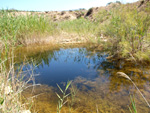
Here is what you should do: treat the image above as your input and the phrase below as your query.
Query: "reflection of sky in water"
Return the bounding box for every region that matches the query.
[19,47,150,113]
[33,48,110,87]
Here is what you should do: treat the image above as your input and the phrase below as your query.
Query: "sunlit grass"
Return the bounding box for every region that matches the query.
[0,10,59,46]
[58,18,98,37]
[0,10,99,46]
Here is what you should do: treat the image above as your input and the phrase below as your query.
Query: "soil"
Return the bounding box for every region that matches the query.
[22,31,89,46]
[11,9,86,21]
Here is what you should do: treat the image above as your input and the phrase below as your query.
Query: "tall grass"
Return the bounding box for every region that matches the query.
[58,18,98,37]
[0,24,37,112]
[0,10,99,46]
[0,9,48,112]
[0,10,59,46]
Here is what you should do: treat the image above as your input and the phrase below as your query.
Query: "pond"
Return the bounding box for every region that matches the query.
[15,44,150,113]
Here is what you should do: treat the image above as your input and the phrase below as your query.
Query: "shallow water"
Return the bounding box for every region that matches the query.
[15,45,150,113]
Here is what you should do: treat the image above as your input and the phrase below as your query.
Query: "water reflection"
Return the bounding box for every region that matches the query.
[15,45,150,113]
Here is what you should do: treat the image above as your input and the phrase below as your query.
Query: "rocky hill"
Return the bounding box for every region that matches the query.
[8,0,150,21]
[9,9,86,21]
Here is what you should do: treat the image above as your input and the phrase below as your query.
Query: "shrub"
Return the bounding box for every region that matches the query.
[102,6,150,61]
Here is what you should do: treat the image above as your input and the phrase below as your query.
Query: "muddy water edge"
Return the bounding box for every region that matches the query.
[13,43,150,113]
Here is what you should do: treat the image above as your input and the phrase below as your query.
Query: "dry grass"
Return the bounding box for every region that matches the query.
[117,72,150,108]
[0,48,37,112]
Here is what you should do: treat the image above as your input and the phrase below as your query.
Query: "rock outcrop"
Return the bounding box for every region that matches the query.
[11,9,86,21]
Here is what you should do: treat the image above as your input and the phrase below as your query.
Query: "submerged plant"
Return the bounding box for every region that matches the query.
[68,84,78,112]
[56,80,72,113]
[116,72,150,108]
[128,95,137,113]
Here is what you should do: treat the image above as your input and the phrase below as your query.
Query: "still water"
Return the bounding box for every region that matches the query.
[15,45,150,113]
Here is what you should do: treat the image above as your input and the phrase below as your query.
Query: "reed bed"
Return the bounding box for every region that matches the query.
[0,10,59,46]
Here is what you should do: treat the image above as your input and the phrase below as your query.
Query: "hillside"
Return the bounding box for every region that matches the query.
[6,0,150,21]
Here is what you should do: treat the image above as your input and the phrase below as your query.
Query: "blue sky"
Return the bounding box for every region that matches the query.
[0,0,139,11]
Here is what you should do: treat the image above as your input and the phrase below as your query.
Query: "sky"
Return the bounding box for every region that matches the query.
[0,0,139,11]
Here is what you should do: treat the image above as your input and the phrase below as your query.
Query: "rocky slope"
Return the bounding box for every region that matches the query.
[8,0,150,21]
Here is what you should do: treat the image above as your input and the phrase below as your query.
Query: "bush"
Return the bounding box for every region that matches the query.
[103,6,150,61]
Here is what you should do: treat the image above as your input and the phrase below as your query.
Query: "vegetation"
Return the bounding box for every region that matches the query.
[95,3,150,62]
[0,10,96,112]
[129,95,137,113]
[56,81,72,113]
[0,1,150,112]
[117,72,150,108]
[0,10,98,46]
[58,18,97,37]
[56,80,78,113]
[0,51,35,112]
[1,2,150,62]
[0,10,59,46]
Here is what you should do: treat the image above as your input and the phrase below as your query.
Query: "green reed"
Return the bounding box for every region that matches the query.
[56,80,72,113]
[128,95,137,113]
[0,10,59,46]
[58,18,98,37]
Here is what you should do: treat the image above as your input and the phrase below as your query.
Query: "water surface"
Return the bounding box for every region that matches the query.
[15,45,150,113]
